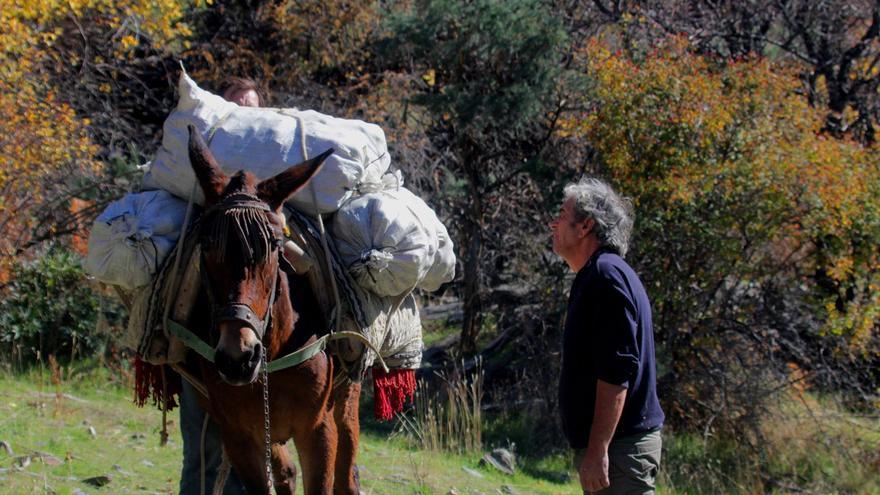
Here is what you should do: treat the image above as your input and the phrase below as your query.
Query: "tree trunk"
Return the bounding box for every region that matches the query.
[459,157,485,356]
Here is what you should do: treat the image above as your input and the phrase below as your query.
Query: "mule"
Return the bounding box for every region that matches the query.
[184,125,361,495]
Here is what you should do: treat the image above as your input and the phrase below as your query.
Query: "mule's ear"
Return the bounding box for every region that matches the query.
[187,125,229,205]
[257,149,332,211]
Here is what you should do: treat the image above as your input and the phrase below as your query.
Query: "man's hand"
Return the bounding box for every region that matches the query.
[580,379,627,493]
[578,447,610,493]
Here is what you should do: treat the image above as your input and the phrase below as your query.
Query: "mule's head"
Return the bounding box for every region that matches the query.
[187,125,330,385]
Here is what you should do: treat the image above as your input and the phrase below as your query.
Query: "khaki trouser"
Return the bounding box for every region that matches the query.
[574,428,662,495]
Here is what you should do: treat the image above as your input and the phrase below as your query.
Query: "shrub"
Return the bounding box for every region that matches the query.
[563,36,880,431]
[0,248,121,368]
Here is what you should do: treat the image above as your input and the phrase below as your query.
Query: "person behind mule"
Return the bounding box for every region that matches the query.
[178,76,265,495]
[549,177,665,494]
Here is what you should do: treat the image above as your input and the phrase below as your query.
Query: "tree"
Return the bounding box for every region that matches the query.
[0,0,201,275]
[379,0,570,355]
[565,36,880,429]
[617,1,880,143]
[774,0,880,142]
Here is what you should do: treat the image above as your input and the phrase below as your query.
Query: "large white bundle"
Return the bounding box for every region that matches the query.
[144,71,390,214]
[393,188,456,291]
[331,186,455,296]
[338,291,423,371]
[84,190,187,289]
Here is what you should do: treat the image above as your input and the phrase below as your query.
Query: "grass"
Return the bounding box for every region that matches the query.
[0,363,583,495]
[2,361,877,495]
[660,391,880,495]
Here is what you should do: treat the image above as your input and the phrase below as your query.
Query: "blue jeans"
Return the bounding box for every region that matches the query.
[179,380,248,495]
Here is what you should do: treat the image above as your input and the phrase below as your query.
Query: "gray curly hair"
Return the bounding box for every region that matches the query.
[563,177,635,257]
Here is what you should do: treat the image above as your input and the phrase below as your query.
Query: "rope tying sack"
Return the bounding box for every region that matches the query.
[354,168,402,195]
[350,249,395,280]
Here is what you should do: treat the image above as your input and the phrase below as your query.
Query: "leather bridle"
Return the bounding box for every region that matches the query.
[199,193,296,343]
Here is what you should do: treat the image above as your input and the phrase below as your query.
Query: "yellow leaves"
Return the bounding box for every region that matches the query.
[827,256,855,282]
[0,0,116,264]
[265,0,380,72]
[570,36,880,351]
[2,0,193,59]
[119,34,138,51]
[422,69,436,87]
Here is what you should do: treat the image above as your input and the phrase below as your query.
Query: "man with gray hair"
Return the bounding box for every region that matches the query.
[550,177,664,494]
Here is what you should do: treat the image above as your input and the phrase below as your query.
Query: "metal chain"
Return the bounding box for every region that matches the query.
[261,349,274,493]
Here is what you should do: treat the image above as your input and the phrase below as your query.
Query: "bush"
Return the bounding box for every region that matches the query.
[661,392,880,494]
[0,248,122,368]
[563,36,880,430]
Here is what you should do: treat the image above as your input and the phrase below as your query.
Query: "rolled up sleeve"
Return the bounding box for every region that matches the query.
[590,277,640,388]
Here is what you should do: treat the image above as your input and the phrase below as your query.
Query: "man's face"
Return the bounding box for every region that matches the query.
[550,198,591,259]
[227,88,260,107]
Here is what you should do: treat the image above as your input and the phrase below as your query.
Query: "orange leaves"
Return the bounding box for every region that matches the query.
[68,198,92,256]
[0,80,99,259]
[565,36,880,350]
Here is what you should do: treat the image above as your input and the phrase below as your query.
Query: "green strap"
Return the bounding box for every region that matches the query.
[266,335,329,373]
[166,318,216,363]
[165,322,386,374]
[166,318,330,372]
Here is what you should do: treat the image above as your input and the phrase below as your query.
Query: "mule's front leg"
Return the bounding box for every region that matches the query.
[271,442,298,495]
[292,413,338,495]
[222,432,273,495]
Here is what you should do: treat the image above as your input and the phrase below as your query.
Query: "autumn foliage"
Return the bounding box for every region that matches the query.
[562,36,880,426]
[0,0,205,279]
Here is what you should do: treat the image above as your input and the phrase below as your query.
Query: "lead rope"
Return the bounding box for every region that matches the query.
[261,348,274,492]
[160,366,169,446]
[159,182,199,447]
[258,260,279,494]
[296,115,344,335]
[295,116,353,381]
[200,413,210,495]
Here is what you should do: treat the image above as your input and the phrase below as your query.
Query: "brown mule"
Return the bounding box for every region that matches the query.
[184,125,361,495]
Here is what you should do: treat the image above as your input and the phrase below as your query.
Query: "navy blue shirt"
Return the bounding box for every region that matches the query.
[559,248,664,449]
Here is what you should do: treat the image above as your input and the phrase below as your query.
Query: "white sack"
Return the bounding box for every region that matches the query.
[331,186,455,296]
[338,291,423,370]
[332,188,439,297]
[392,188,455,291]
[145,71,390,214]
[84,190,187,289]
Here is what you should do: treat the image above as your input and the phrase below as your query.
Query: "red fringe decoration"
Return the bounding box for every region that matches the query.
[134,357,180,411]
[372,368,416,421]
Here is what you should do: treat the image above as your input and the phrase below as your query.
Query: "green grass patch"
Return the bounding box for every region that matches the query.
[0,364,582,494]
[3,363,875,494]
[660,392,880,495]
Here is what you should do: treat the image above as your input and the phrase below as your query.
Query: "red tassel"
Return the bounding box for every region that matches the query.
[372,368,416,421]
[133,357,180,411]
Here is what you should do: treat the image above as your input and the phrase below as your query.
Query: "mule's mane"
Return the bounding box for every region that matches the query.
[201,191,277,266]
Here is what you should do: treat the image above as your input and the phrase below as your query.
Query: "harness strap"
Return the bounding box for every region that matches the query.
[167,319,216,363]
[167,316,388,374]
[265,335,328,373]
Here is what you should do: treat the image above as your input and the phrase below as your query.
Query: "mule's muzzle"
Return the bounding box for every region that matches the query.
[215,340,263,386]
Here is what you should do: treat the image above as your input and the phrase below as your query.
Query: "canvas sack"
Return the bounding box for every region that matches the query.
[143,71,390,214]
[84,190,187,290]
[331,186,455,297]
[393,187,455,292]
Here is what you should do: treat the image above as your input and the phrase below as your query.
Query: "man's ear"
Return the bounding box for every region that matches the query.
[581,218,596,238]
